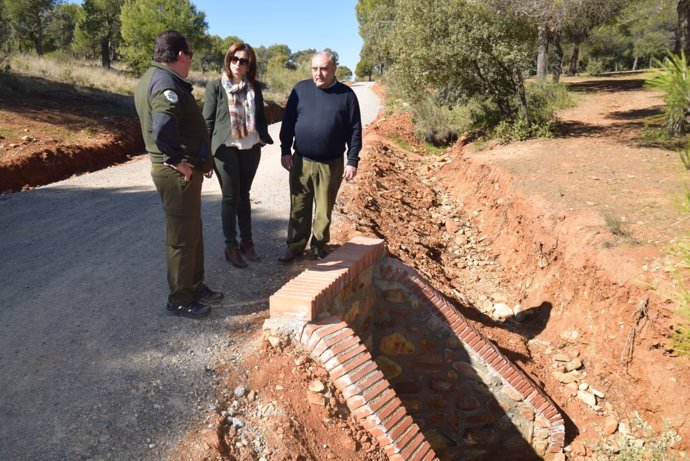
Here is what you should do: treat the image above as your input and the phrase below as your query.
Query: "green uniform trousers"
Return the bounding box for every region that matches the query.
[151,163,207,305]
[286,155,344,253]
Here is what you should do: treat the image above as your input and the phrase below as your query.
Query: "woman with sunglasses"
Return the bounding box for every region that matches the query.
[203,43,274,268]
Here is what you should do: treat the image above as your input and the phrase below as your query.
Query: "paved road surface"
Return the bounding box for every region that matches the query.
[0,82,380,460]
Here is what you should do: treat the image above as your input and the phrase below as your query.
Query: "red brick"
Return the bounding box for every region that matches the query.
[529,395,548,410]
[550,417,565,427]
[322,342,368,369]
[367,399,404,427]
[324,347,371,374]
[395,425,420,455]
[351,389,396,419]
[501,368,518,382]
[347,378,391,410]
[543,407,559,420]
[419,444,436,461]
[398,431,426,460]
[348,379,389,406]
[330,352,371,379]
[306,322,345,350]
[341,370,382,400]
[311,329,354,357]
[385,415,414,445]
[333,361,377,390]
[515,380,534,396]
[319,337,362,363]
[536,401,553,415]
[482,349,500,365]
[465,335,483,349]
[457,328,479,343]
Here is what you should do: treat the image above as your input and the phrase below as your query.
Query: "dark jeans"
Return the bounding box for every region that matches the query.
[213,143,262,247]
[150,163,207,305]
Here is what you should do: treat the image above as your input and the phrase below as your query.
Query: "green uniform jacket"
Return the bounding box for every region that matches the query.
[134,62,212,172]
[202,79,274,155]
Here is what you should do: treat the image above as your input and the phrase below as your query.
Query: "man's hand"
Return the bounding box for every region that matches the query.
[343,165,357,181]
[281,155,293,171]
[165,160,194,182]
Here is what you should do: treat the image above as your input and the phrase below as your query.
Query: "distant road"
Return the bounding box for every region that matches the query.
[0,81,381,460]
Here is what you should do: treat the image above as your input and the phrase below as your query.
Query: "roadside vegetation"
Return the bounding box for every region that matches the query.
[0,0,354,104]
[356,0,677,144]
[646,53,690,355]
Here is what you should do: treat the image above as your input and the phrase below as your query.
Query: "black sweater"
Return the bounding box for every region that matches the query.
[279,79,362,166]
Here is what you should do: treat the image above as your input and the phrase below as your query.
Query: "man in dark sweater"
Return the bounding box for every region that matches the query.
[278,51,363,263]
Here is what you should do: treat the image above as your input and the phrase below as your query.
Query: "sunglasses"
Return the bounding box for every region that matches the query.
[231,56,249,66]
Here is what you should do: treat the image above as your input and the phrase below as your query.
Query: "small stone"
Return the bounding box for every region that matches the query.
[603,416,618,436]
[307,392,325,406]
[552,353,570,362]
[577,390,597,407]
[267,336,282,348]
[308,380,326,393]
[561,329,579,342]
[234,385,247,398]
[590,387,605,398]
[231,417,244,428]
[565,358,583,372]
[564,382,579,396]
[552,371,576,384]
[492,303,514,320]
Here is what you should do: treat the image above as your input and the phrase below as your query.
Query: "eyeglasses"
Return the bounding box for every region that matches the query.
[231,56,249,66]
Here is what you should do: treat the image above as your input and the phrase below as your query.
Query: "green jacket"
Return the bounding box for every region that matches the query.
[202,78,274,156]
[134,62,212,172]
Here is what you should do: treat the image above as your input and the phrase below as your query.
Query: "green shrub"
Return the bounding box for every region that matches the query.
[411,97,457,147]
[646,52,690,136]
[586,57,606,75]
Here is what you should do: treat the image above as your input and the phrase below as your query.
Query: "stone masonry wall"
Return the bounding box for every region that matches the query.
[267,236,565,460]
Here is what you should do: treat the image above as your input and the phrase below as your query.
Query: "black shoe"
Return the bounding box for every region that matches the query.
[194,287,224,306]
[166,301,211,319]
[277,249,303,264]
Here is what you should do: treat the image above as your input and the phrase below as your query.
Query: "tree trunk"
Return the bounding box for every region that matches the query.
[567,43,580,76]
[34,36,43,56]
[550,30,563,83]
[536,24,548,80]
[100,38,111,69]
[632,56,638,71]
[676,0,690,56]
[513,71,529,126]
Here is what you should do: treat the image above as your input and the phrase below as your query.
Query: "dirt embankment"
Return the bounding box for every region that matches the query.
[333,77,690,459]
[0,96,284,193]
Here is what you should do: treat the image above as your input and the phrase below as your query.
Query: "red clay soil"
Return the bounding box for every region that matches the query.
[4,75,690,460]
[333,75,690,459]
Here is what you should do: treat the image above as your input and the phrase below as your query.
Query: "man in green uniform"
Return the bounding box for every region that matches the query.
[134,30,223,319]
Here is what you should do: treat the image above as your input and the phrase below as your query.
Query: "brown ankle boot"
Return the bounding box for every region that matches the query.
[224,246,248,268]
[240,240,259,262]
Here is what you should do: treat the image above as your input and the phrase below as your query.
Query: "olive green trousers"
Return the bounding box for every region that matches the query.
[151,164,207,305]
[286,155,344,253]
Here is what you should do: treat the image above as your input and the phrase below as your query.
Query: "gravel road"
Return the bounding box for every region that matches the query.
[0,82,380,460]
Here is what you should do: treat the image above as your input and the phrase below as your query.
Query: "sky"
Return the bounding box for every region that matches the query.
[192,0,363,71]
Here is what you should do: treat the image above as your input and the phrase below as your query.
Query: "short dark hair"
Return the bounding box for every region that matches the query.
[153,30,189,63]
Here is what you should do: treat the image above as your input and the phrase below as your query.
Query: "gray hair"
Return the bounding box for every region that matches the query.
[313,50,337,67]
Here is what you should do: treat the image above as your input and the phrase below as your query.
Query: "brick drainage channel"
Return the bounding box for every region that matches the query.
[264,236,565,461]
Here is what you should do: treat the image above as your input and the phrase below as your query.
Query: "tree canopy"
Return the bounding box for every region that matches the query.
[119,0,208,75]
